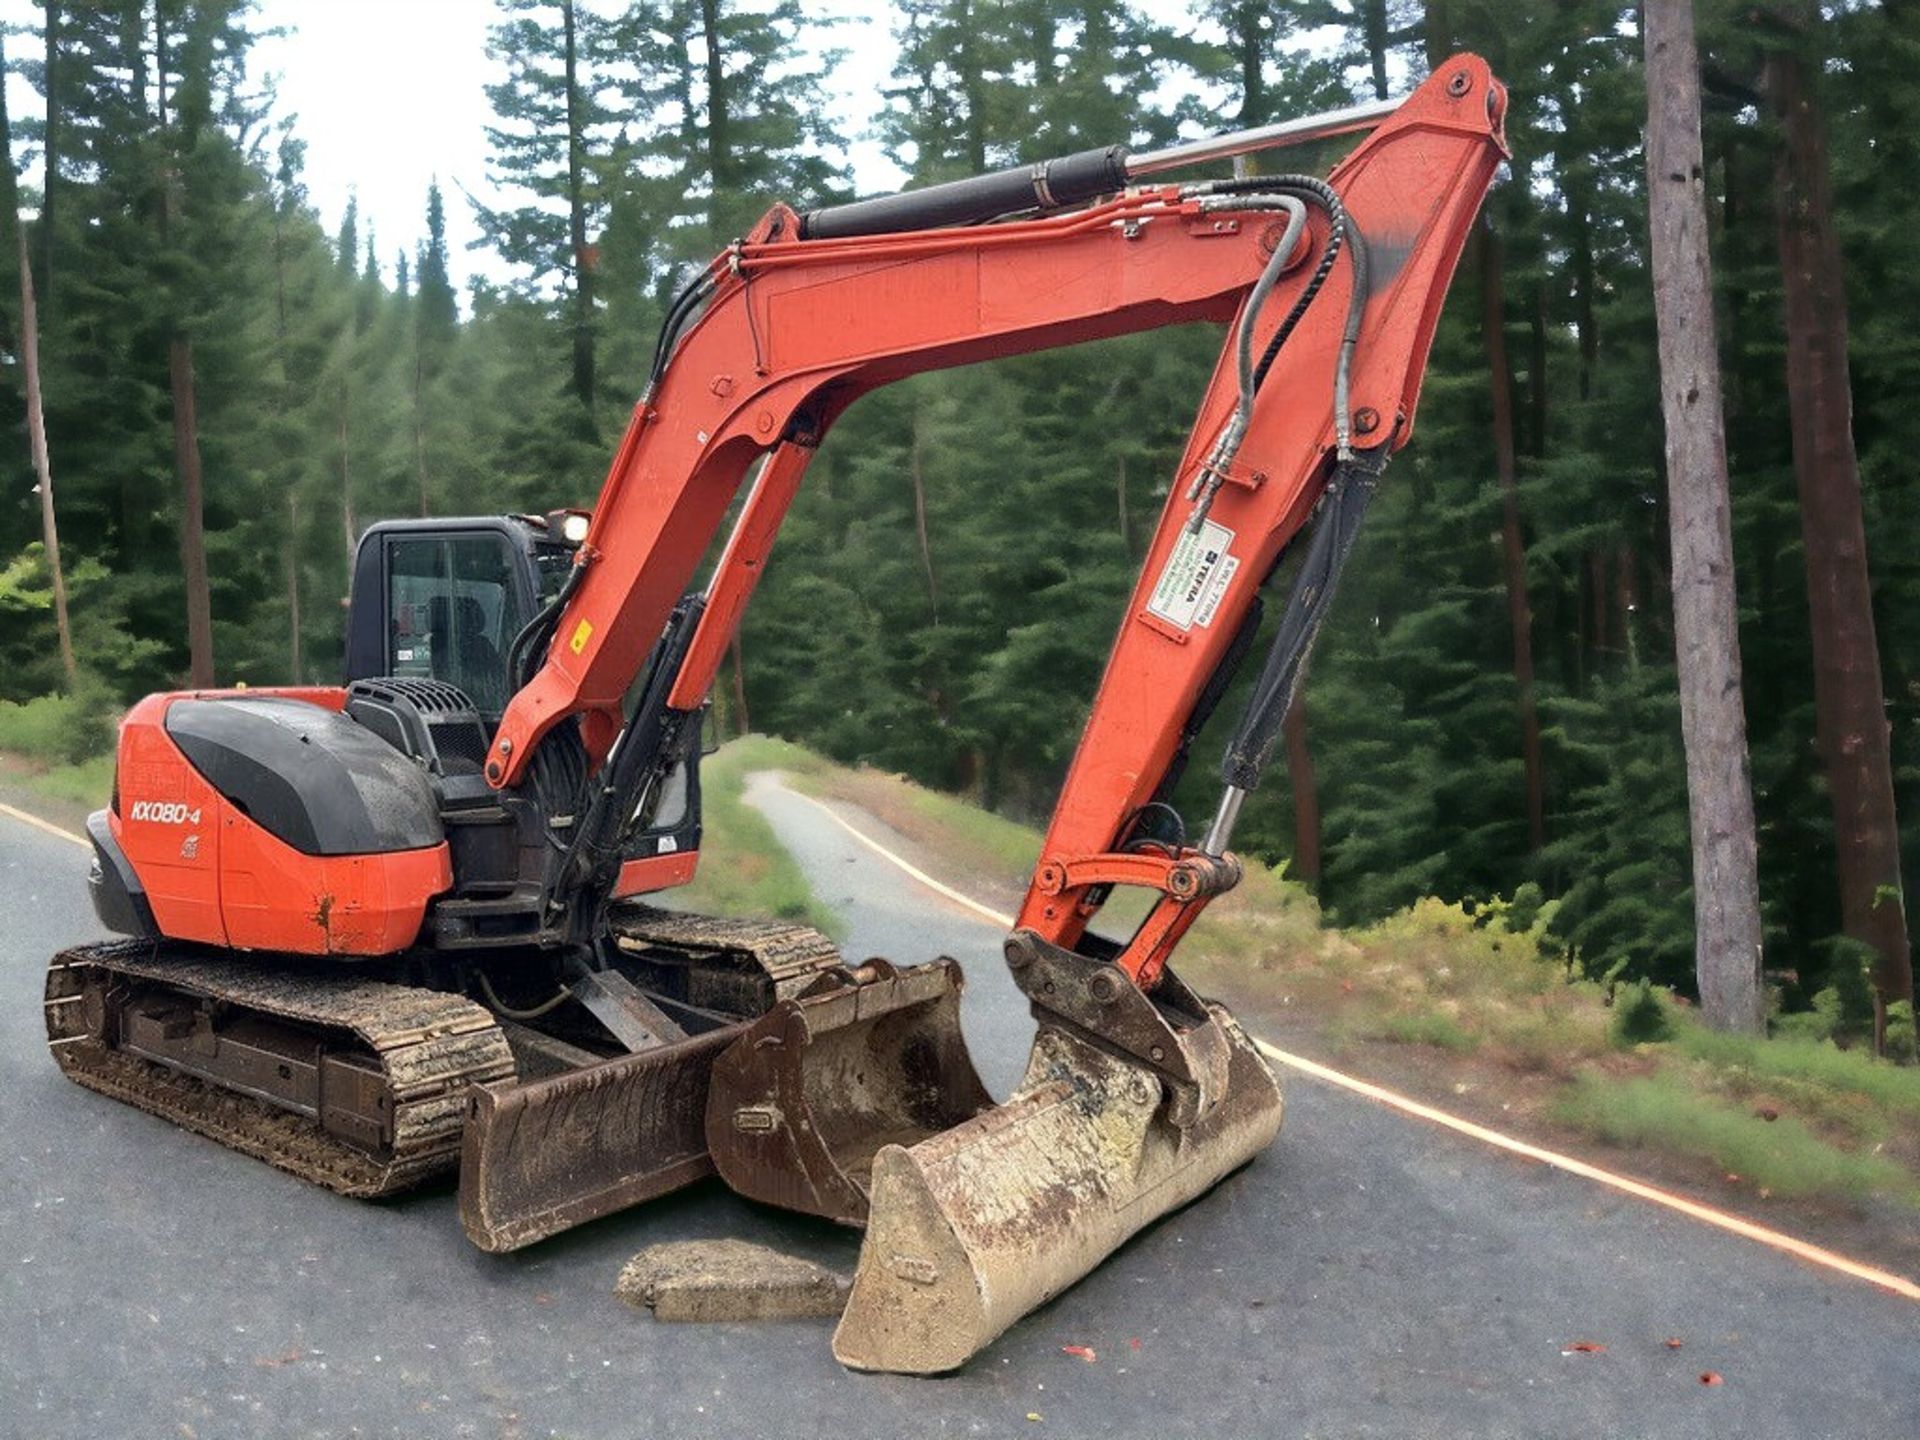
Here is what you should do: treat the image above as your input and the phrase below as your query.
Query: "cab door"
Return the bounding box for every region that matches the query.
[380,531,524,718]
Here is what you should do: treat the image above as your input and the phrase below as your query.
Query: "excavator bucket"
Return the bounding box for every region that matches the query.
[459,1026,739,1253]
[706,958,994,1225]
[831,947,1283,1374]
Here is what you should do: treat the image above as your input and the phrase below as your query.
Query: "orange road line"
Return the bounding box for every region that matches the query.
[781,779,1920,1307]
[0,800,91,850]
[1253,1039,1920,1304]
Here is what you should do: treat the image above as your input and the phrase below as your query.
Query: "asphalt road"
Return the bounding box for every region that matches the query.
[2,786,1913,1440]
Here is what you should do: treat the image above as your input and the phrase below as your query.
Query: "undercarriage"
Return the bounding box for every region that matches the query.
[44,904,845,1212]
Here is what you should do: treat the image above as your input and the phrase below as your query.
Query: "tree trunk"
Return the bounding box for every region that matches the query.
[957,0,988,173]
[169,337,215,688]
[1560,49,1599,404]
[339,389,357,556]
[287,491,302,682]
[561,0,595,413]
[1480,221,1548,854]
[1360,0,1392,100]
[1421,1,1543,850]
[19,227,76,689]
[1230,3,1266,126]
[414,348,429,515]
[908,414,940,624]
[1284,695,1321,885]
[1613,542,1639,665]
[700,0,733,219]
[40,2,56,322]
[0,27,74,688]
[1768,25,1915,1045]
[1528,281,1549,459]
[729,634,750,736]
[1642,0,1766,1033]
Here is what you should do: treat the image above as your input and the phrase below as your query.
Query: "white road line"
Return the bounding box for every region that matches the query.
[0,800,91,850]
[781,778,1920,1306]
[790,788,1017,928]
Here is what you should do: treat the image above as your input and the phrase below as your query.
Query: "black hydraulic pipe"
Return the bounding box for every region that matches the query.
[799,146,1130,240]
[1219,448,1387,794]
[551,596,706,929]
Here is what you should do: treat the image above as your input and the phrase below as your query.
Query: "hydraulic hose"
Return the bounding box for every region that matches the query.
[1183,195,1307,532]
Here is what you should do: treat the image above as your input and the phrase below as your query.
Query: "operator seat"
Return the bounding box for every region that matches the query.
[427,595,506,713]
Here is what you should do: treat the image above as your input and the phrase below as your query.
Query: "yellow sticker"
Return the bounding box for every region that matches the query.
[568,619,594,655]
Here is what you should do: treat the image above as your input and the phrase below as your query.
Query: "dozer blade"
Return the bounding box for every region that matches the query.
[460,907,849,1252]
[459,1026,739,1253]
[706,958,994,1225]
[830,1002,1283,1374]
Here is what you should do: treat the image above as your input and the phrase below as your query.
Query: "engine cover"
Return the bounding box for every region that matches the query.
[101,689,453,956]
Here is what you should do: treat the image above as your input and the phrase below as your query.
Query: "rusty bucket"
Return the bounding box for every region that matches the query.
[829,992,1283,1374]
[705,958,994,1225]
[459,1025,740,1252]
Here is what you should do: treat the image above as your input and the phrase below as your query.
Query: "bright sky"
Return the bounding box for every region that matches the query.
[251,0,924,291]
[0,0,1291,295]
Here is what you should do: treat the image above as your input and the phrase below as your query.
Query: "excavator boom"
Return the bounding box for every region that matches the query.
[498,56,1505,997]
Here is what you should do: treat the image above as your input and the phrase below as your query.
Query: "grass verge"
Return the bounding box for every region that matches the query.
[671,735,840,939]
[1554,1071,1915,1203]
[0,751,112,834]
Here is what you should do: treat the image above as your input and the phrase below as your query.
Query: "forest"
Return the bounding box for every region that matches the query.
[0,0,1914,1053]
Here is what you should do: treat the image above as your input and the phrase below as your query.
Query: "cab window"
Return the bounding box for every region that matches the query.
[387,533,519,714]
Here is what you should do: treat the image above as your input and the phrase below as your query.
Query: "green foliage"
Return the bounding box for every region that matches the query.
[1610,981,1677,1048]
[1674,1024,1920,1117]
[0,690,114,766]
[1772,985,1846,1045]
[1889,1002,1918,1063]
[24,754,117,810]
[1553,1072,1915,1205]
[1381,1008,1480,1053]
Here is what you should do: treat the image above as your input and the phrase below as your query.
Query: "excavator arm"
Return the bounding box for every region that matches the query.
[494,57,1507,998]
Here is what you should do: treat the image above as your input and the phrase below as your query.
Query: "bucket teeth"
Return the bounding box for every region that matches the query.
[831,1004,1283,1374]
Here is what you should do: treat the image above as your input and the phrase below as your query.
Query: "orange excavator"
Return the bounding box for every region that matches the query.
[46,61,1505,1373]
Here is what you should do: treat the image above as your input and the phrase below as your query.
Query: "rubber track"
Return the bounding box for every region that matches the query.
[606,903,842,999]
[45,939,516,1198]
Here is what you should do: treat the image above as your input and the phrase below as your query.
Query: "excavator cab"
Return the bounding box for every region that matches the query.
[342,514,702,895]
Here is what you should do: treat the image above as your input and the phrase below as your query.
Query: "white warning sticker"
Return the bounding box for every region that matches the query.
[1146,519,1239,632]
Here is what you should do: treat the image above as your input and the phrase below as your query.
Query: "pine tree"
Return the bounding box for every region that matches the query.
[416,180,458,346]
[476,0,621,418]
[608,0,848,262]
[337,194,358,275]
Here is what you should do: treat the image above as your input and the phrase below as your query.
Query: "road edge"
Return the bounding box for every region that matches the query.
[0,799,91,850]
